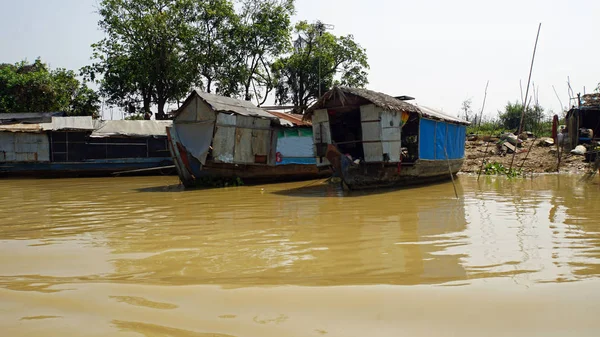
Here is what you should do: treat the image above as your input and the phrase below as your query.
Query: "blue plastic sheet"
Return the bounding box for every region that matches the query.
[435,122,447,160]
[446,124,458,159]
[420,119,466,160]
[419,119,436,160]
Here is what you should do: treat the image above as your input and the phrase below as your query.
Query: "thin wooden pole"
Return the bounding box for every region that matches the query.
[509,23,542,172]
[444,146,459,199]
[477,81,490,130]
[477,134,493,181]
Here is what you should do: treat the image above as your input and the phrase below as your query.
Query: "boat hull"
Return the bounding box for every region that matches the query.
[326,144,463,190]
[0,158,174,177]
[338,159,463,190]
[167,127,330,188]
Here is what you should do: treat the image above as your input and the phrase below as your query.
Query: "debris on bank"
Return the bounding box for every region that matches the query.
[462,132,598,174]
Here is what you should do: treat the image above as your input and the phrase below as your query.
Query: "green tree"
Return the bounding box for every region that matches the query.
[84,0,198,120]
[230,0,295,103]
[272,21,369,113]
[499,101,544,132]
[0,59,99,116]
[186,0,238,94]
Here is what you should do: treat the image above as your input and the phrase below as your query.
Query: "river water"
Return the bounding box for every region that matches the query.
[1,174,599,336]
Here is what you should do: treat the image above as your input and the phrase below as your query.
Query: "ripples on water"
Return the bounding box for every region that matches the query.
[2,175,600,337]
[1,174,599,288]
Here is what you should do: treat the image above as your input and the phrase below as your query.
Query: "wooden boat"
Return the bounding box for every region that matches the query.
[0,116,174,177]
[167,90,329,187]
[305,87,469,190]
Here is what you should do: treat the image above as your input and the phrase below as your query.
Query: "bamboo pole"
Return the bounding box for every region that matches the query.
[477,81,490,130]
[444,147,459,199]
[509,23,542,173]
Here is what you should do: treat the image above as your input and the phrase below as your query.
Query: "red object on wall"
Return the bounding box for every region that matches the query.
[276,152,282,163]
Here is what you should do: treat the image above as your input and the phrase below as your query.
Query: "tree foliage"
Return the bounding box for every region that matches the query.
[84,0,371,117]
[498,101,544,132]
[272,21,369,113]
[233,0,295,104]
[83,0,198,120]
[85,0,296,117]
[0,59,100,116]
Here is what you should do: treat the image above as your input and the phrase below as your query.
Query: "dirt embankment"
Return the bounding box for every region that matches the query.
[461,138,591,174]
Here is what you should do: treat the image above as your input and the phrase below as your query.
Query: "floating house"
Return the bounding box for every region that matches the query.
[167,90,329,187]
[0,116,173,176]
[304,87,469,190]
[268,111,317,166]
[565,93,600,148]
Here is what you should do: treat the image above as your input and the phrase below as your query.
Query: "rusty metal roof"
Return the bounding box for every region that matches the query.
[267,111,311,127]
[0,123,46,133]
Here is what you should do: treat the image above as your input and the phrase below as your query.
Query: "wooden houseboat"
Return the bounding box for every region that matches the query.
[0,116,173,176]
[167,90,329,187]
[305,87,469,190]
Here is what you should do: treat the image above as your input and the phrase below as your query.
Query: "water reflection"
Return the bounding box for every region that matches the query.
[0,175,599,290]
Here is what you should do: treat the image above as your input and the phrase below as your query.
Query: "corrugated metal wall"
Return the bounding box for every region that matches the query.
[0,132,50,162]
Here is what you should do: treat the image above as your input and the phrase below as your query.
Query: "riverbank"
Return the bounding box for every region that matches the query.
[462,138,591,174]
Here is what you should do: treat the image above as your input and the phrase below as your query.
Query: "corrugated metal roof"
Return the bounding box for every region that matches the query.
[416,105,470,125]
[42,117,95,131]
[267,111,311,127]
[0,123,46,133]
[0,112,66,124]
[176,90,278,120]
[91,120,172,138]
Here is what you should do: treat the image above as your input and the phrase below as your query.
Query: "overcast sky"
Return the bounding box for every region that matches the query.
[1,0,598,120]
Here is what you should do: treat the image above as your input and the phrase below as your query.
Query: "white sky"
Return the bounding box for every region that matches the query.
[1,0,598,120]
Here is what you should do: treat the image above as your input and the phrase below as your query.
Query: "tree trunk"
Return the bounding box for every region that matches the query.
[156,98,168,120]
[206,78,212,93]
[143,92,152,120]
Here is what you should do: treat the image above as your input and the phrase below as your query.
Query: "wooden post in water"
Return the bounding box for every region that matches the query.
[509,23,542,173]
[444,147,459,199]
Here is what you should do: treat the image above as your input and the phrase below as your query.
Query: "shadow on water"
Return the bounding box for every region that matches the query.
[135,184,186,193]
[272,178,459,198]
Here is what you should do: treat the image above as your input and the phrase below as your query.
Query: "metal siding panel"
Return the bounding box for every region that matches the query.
[212,114,236,163]
[363,143,384,162]
[419,119,436,160]
[380,111,401,162]
[312,109,330,124]
[252,129,270,156]
[234,116,255,164]
[174,123,214,165]
[360,104,383,162]
[177,96,199,122]
[252,118,271,157]
[360,104,381,141]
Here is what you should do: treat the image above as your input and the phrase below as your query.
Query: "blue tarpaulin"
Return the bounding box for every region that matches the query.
[419,119,436,160]
[435,122,447,160]
[419,119,465,160]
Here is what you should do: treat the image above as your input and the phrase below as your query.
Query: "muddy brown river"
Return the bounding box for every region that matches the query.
[1,174,599,336]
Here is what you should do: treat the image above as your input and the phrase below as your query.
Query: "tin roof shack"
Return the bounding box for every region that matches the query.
[1,116,173,176]
[566,93,600,149]
[168,91,281,187]
[88,120,172,163]
[305,87,469,190]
